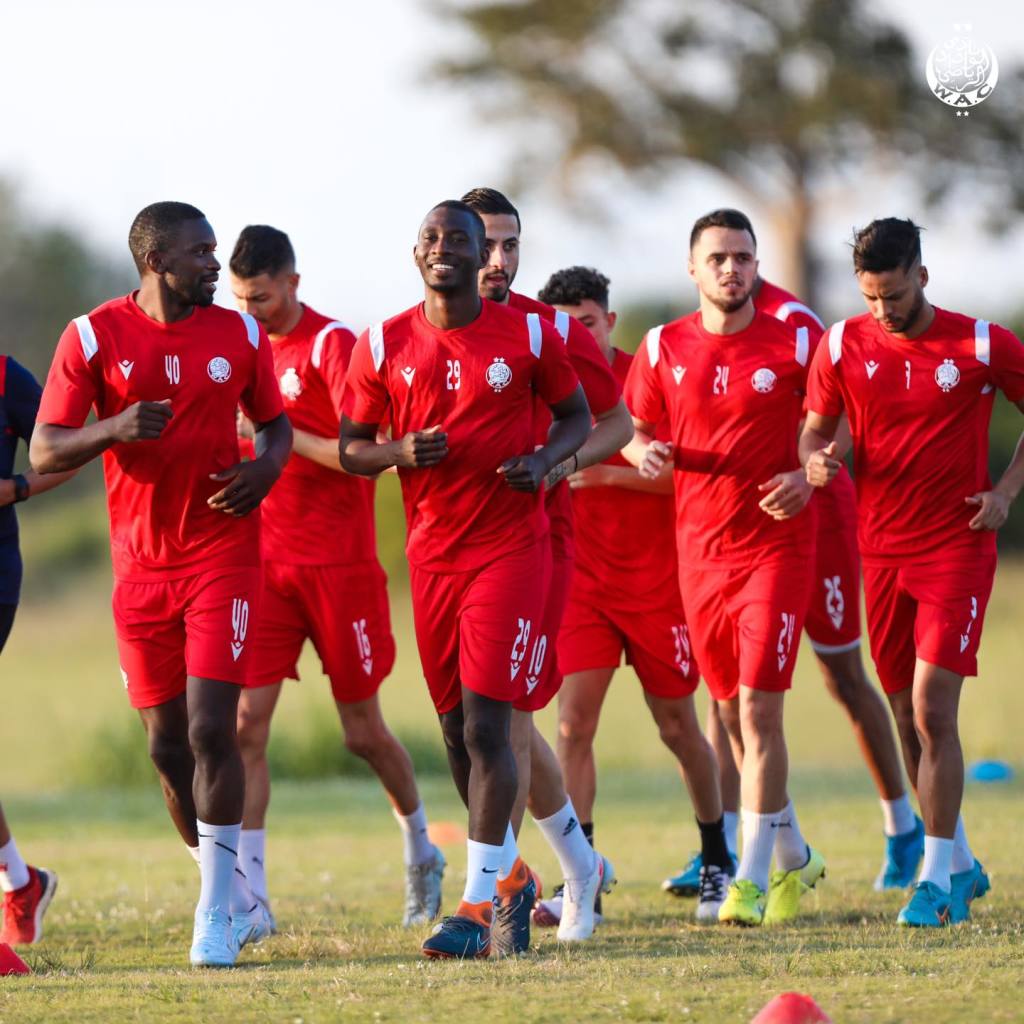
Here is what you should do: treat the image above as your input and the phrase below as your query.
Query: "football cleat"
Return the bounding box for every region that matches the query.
[695,864,734,923]
[557,853,615,942]
[949,859,990,924]
[897,881,951,927]
[190,907,240,968]
[662,852,703,898]
[231,900,274,950]
[492,862,537,955]
[718,878,766,926]
[403,845,446,927]
[421,911,491,959]
[763,846,826,925]
[0,867,58,946]
[874,817,925,891]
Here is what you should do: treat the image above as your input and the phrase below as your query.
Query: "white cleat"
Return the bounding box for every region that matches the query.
[695,864,734,923]
[403,844,446,927]
[557,853,616,942]
[231,900,275,950]
[190,907,239,968]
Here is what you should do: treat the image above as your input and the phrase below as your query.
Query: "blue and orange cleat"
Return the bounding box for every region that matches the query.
[874,817,925,891]
[422,901,492,959]
[492,858,538,955]
[949,859,990,924]
[897,881,951,927]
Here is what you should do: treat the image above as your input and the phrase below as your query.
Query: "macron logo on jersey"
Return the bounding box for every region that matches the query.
[118,360,134,380]
[400,366,416,387]
[865,360,879,379]
[672,365,686,385]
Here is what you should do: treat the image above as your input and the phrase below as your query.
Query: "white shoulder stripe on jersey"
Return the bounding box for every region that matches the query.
[646,324,664,368]
[975,319,990,366]
[527,312,543,358]
[828,320,846,364]
[774,300,825,330]
[74,314,98,362]
[553,309,570,344]
[238,311,260,349]
[312,320,352,369]
[795,326,809,367]
[368,322,385,371]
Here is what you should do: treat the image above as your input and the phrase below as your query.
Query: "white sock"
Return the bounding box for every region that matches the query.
[880,795,916,837]
[773,801,810,872]
[187,845,201,865]
[738,809,779,892]
[461,839,502,905]
[0,837,30,892]
[919,835,954,893]
[496,823,519,881]
[534,800,596,880]
[238,829,267,903]
[951,815,975,874]
[230,862,258,915]
[723,810,739,858]
[196,820,241,915]
[393,804,434,867]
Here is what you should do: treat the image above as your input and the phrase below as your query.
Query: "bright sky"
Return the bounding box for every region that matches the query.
[1,0,1021,331]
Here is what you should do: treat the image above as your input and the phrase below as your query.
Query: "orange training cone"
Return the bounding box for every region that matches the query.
[751,992,832,1024]
[0,943,31,976]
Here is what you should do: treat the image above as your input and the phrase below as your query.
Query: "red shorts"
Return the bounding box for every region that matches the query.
[513,543,573,712]
[804,469,862,653]
[410,541,551,714]
[247,560,395,703]
[557,576,699,699]
[113,566,261,709]
[679,558,812,702]
[862,550,996,694]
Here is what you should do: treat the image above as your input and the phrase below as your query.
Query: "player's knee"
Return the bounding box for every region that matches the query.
[236,707,271,756]
[147,729,191,779]
[558,707,599,748]
[343,723,387,762]
[912,704,958,747]
[739,698,784,747]
[187,712,236,761]
[462,715,508,759]
[822,667,861,711]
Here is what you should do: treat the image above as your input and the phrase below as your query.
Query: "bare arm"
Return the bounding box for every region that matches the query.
[340,417,448,476]
[292,427,343,472]
[207,411,293,518]
[568,461,673,494]
[965,398,1024,530]
[0,467,78,508]
[545,399,632,487]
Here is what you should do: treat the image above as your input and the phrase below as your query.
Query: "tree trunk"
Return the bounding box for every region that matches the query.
[765,185,816,311]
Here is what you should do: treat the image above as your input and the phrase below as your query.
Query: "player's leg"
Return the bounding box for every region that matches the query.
[707,700,741,853]
[556,668,615,828]
[508,708,533,836]
[138,695,198,845]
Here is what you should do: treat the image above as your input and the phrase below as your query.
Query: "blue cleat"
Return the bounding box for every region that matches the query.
[949,859,990,924]
[662,853,703,898]
[897,881,951,927]
[874,816,925,891]
[493,870,537,955]
[190,907,240,967]
[422,913,491,959]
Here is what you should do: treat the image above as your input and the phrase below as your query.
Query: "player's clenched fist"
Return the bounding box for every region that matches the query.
[393,425,448,469]
[109,399,173,442]
[805,441,841,488]
[638,439,673,481]
[498,452,548,492]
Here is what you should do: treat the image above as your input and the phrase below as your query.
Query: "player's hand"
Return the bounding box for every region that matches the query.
[966,490,1011,531]
[758,469,813,520]
[392,425,448,469]
[207,458,279,517]
[805,441,841,487]
[498,452,548,493]
[568,464,612,489]
[639,440,673,480]
[109,400,173,443]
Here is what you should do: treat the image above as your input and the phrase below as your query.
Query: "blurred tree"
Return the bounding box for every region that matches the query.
[0,180,131,381]
[433,0,1024,308]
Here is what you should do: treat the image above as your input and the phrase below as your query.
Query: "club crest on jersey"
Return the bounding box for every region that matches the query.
[207,356,232,384]
[751,367,777,393]
[935,358,960,392]
[486,357,512,392]
[280,367,302,399]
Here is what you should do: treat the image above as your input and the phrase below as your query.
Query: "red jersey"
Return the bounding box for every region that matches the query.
[37,294,284,581]
[625,310,814,568]
[260,305,376,566]
[343,299,580,573]
[806,307,1024,564]
[754,279,826,342]
[508,290,622,561]
[571,348,677,603]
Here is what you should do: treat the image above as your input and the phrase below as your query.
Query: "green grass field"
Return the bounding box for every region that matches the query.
[1,555,1023,1022]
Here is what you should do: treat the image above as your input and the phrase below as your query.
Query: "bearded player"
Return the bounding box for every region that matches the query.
[801,217,1024,926]
[31,202,292,967]
[340,200,590,958]
[229,224,444,929]
[529,266,732,925]
[626,209,824,926]
[461,188,630,947]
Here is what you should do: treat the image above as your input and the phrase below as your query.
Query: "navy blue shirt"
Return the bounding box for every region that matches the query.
[1,356,42,603]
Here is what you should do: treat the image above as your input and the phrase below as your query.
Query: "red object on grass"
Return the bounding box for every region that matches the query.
[0,942,30,975]
[751,992,832,1023]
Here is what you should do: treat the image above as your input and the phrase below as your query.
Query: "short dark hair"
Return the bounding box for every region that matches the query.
[538,266,611,310]
[460,187,521,231]
[689,208,757,250]
[128,201,206,273]
[852,218,923,274]
[230,225,296,279]
[425,200,487,246]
